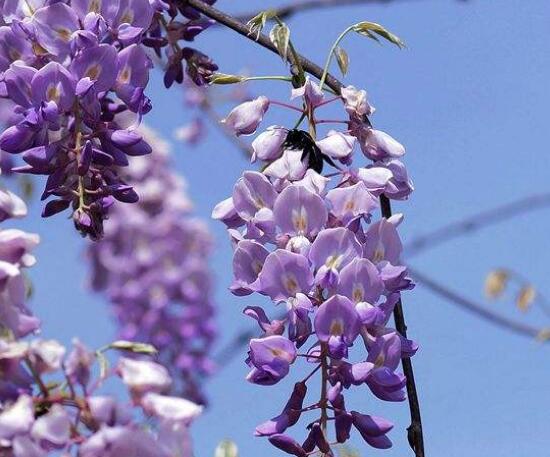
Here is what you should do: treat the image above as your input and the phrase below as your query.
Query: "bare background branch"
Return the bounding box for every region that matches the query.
[406,193,550,257]
[233,0,468,23]
[409,267,547,340]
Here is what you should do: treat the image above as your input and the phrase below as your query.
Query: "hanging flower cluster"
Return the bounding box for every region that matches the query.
[144,0,218,88]
[214,78,416,455]
[87,124,217,405]
[0,0,160,239]
[0,180,203,456]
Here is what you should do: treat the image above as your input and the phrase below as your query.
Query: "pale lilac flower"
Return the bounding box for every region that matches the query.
[314,295,361,357]
[222,96,270,136]
[273,184,328,237]
[360,129,405,161]
[357,166,394,196]
[0,395,34,439]
[316,130,356,161]
[263,149,307,181]
[291,77,324,108]
[251,250,313,301]
[309,227,362,287]
[231,240,269,295]
[338,258,384,305]
[251,125,287,162]
[326,182,377,225]
[31,405,71,449]
[174,118,205,145]
[117,357,172,396]
[141,393,203,423]
[0,189,27,222]
[27,340,66,374]
[341,85,374,118]
[247,335,297,385]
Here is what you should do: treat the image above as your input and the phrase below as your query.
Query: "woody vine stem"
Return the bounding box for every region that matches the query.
[183,0,425,455]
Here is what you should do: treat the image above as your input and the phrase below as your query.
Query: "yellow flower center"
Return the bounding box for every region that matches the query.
[85,64,101,81]
[329,319,344,336]
[89,0,101,13]
[372,244,385,263]
[118,66,132,85]
[120,9,134,24]
[284,274,299,295]
[352,284,364,303]
[292,207,307,233]
[46,84,61,104]
[56,28,72,42]
[325,254,342,270]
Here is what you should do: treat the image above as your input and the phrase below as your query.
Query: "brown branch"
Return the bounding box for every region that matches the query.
[185,1,424,454]
[186,0,343,95]
[409,266,547,341]
[406,193,550,258]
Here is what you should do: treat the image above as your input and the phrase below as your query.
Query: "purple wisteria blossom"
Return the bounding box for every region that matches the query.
[0,0,158,238]
[0,0,218,239]
[88,124,217,404]
[215,77,416,455]
[0,181,202,456]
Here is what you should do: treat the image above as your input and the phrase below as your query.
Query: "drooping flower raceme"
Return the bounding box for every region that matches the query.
[0,0,159,239]
[214,78,415,455]
[0,175,202,456]
[88,124,217,404]
[0,0,218,239]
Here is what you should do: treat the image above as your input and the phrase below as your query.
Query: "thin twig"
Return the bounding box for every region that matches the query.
[214,326,258,365]
[186,0,343,95]
[185,0,424,454]
[405,193,550,257]
[409,267,547,341]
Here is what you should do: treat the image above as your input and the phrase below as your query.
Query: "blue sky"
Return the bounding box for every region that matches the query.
[15,0,550,456]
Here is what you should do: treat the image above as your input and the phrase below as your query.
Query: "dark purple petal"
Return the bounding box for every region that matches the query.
[268,434,307,457]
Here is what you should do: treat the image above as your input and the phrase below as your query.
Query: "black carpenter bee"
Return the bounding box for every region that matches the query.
[282,129,337,174]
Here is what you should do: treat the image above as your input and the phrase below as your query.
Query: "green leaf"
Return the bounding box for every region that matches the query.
[334,46,349,76]
[96,351,109,380]
[214,440,239,457]
[246,10,277,39]
[108,340,158,355]
[353,21,405,49]
[269,23,290,61]
[209,73,246,85]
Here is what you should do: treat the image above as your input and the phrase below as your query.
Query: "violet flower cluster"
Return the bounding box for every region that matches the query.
[214,78,415,455]
[144,0,218,88]
[0,181,203,456]
[88,124,216,405]
[0,1,219,238]
[0,0,161,239]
